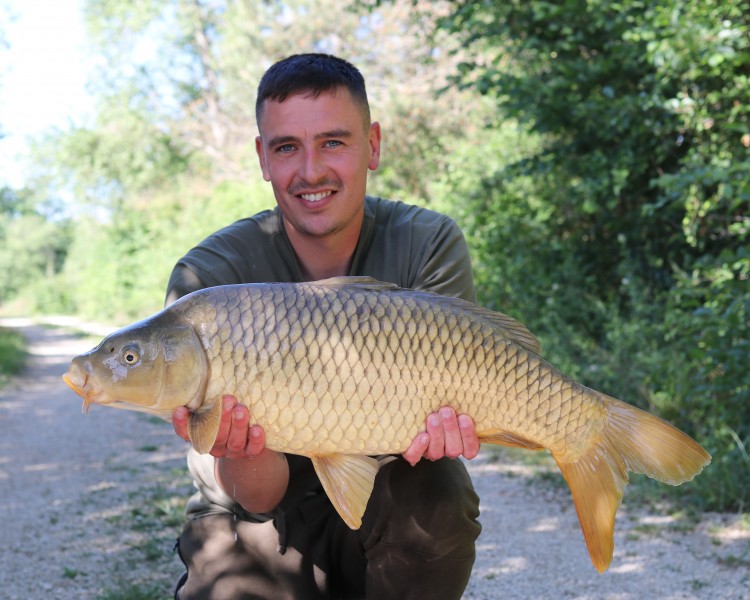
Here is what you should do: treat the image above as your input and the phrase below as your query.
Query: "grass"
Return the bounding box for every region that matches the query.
[90,460,193,600]
[0,326,27,386]
[97,583,168,600]
[63,567,83,579]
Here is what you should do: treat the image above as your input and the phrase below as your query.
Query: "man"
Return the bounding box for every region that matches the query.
[168,53,482,599]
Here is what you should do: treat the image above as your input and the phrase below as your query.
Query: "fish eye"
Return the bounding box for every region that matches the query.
[120,344,141,366]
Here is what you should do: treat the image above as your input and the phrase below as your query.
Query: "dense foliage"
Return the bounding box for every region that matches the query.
[1,0,747,510]
[438,0,749,510]
[0,327,27,387]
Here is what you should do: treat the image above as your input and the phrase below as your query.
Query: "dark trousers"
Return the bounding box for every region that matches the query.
[175,457,481,599]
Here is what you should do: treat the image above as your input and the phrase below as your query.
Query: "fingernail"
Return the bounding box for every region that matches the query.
[428,414,440,427]
[458,414,472,427]
[233,407,245,420]
[440,407,454,419]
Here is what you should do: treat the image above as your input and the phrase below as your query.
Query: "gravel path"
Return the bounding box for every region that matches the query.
[1,319,748,599]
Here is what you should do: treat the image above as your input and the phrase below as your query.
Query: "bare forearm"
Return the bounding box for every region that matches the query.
[172,395,290,512]
[215,450,289,513]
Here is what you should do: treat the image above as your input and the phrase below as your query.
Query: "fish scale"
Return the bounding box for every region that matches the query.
[63,276,710,573]
[189,283,595,458]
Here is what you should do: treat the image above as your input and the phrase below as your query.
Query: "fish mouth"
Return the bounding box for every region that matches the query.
[62,369,99,413]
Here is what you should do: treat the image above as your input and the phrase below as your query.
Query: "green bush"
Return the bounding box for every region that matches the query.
[0,327,27,386]
[440,0,749,512]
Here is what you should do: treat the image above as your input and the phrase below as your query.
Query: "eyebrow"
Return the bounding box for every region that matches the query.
[267,129,353,148]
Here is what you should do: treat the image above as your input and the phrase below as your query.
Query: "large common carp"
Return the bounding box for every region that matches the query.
[63,276,710,572]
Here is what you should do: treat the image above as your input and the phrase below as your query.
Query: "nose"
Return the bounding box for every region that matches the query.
[300,147,327,184]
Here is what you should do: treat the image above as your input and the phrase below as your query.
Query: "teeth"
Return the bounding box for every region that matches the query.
[301,191,331,202]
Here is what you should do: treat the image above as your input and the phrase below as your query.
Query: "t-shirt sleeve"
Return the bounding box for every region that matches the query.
[165,263,208,306]
[164,211,301,309]
[360,198,476,303]
[163,225,251,306]
[410,217,476,303]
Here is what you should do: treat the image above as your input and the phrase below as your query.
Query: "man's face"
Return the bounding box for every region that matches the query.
[255,88,381,240]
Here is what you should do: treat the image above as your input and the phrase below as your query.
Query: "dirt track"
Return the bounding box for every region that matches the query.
[0,319,748,599]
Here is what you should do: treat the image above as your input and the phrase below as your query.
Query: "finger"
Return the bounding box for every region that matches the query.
[211,396,237,454]
[225,404,250,458]
[458,413,481,460]
[245,424,266,457]
[172,406,190,442]
[440,407,464,459]
[402,432,430,466]
[425,411,445,461]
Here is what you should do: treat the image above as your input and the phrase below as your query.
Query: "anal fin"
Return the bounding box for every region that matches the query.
[311,454,380,529]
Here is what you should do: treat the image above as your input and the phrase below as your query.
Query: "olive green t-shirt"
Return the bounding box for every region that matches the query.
[166,195,476,520]
[166,195,475,305]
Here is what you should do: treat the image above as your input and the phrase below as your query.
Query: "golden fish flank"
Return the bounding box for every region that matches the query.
[63,276,711,573]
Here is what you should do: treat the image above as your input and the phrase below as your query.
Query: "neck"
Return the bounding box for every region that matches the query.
[283,220,360,281]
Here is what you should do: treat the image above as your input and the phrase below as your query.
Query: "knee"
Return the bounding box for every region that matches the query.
[386,458,479,515]
[363,458,481,555]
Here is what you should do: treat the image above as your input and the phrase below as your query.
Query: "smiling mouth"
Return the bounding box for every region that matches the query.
[299,191,334,202]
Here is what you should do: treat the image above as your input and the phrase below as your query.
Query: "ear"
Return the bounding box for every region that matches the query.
[368,122,381,171]
[256,136,271,181]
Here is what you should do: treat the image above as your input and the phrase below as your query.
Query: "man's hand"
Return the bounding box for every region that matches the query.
[402,407,480,466]
[172,395,266,459]
[174,399,479,468]
[173,395,289,513]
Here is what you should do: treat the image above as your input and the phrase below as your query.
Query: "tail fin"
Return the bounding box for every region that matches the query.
[553,395,711,573]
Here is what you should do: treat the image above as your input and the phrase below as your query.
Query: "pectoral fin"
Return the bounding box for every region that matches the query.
[310,454,380,529]
[188,400,223,454]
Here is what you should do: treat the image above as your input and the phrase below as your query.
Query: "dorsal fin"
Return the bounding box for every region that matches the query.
[312,276,399,292]
[415,291,543,355]
[310,276,542,355]
[457,302,542,355]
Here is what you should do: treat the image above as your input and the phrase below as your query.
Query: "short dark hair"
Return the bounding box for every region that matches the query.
[255,53,371,125]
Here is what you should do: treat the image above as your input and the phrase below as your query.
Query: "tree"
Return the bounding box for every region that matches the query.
[0,188,70,305]
[27,0,496,320]
[439,0,749,510]
[78,0,490,200]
